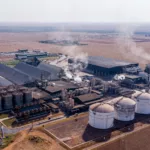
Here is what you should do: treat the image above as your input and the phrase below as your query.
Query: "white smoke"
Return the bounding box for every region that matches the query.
[116,24,150,64]
[74,75,82,83]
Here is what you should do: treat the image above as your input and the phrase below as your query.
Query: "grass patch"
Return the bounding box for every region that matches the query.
[0,113,9,119]
[39,56,58,61]
[2,118,16,127]
[0,60,19,67]
[0,134,16,149]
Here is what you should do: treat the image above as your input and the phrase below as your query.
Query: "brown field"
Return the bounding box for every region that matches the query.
[0,32,150,67]
[4,129,65,150]
[44,113,150,149]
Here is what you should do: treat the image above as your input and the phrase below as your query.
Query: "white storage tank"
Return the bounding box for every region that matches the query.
[114,97,136,121]
[89,103,115,129]
[132,91,150,114]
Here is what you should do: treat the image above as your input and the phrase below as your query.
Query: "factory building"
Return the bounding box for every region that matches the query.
[132,91,150,114]
[75,93,103,106]
[0,76,13,86]
[15,62,51,81]
[86,56,139,76]
[89,103,115,129]
[114,97,136,121]
[0,63,34,85]
[43,80,78,98]
[37,62,63,80]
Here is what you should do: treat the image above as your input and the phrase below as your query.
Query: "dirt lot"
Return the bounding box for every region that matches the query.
[0,32,150,67]
[4,129,65,150]
[44,113,150,148]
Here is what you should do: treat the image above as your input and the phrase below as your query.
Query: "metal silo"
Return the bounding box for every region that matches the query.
[132,91,150,114]
[89,103,115,129]
[2,94,13,109]
[23,90,32,104]
[13,92,23,106]
[114,97,136,121]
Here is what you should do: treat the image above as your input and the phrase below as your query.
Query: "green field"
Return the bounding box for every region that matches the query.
[0,60,20,67]
[2,118,16,127]
[0,134,16,149]
[0,114,9,119]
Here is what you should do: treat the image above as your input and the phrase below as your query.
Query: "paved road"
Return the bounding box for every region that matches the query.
[1,115,66,135]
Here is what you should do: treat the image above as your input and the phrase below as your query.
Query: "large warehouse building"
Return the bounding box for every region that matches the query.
[0,64,34,85]
[15,62,51,80]
[37,62,63,80]
[86,56,139,76]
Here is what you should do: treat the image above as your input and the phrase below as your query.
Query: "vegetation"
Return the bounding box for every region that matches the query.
[0,60,19,67]
[39,56,58,61]
[2,118,16,127]
[28,135,45,143]
[0,113,9,119]
[0,134,16,149]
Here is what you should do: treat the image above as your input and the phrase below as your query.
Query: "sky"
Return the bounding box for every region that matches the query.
[0,0,150,23]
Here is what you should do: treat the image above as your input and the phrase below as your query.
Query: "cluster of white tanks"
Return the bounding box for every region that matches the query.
[0,86,33,110]
[89,91,150,129]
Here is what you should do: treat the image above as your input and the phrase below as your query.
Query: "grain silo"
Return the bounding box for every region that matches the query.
[114,97,136,121]
[2,94,13,109]
[13,92,23,106]
[89,103,115,129]
[132,91,150,114]
[23,90,32,104]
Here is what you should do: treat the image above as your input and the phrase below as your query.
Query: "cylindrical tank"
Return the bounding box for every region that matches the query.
[114,97,136,121]
[23,90,32,104]
[132,91,150,114]
[0,90,7,95]
[13,92,23,106]
[2,94,13,109]
[89,103,115,129]
[0,96,2,111]
[18,86,27,92]
[7,88,16,93]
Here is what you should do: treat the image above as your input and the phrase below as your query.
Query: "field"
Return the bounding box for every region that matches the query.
[3,129,65,150]
[44,113,150,149]
[0,32,150,68]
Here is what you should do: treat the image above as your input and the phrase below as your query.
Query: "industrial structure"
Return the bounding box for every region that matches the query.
[86,56,139,76]
[89,103,115,129]
[132,91,150,114]
[114,97,136,121]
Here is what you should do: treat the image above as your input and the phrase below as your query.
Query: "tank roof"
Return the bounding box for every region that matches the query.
[90,103,114,113]
[115,97,136,106]
[133,91,150,100]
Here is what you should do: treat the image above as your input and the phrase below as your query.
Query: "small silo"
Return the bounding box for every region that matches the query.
[89,103,115,129]
[132,91,150,114]
[2,94,13,109]
[114,97,136,121]
[13,92,23,106]
[23,90,32,104]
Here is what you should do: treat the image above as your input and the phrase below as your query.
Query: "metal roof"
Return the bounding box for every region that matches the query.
[0,76,13,86]
[114,96,136,107]
[76,93,101,103]
[0,63,34,85]
[15,62,51,80]
[90,103,114,113]
[45,80,78,94]
[88,56,138,69]
[37,62,62,80]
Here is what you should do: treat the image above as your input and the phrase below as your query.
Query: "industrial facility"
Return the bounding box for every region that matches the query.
[1,51,150,148]
[86,56,139,76]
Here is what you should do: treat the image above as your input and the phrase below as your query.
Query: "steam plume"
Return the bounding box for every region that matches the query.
[116,24,150,64]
